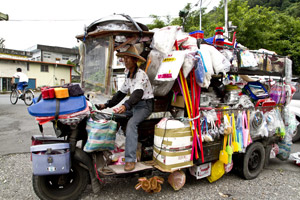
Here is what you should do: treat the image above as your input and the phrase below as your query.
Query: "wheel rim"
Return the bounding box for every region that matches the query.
[248,150,261,171]
[10,90,18,104]
[40,167,80,197]
[24,90,34,106]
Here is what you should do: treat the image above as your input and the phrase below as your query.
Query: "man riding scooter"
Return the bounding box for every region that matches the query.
[96,45,154,171]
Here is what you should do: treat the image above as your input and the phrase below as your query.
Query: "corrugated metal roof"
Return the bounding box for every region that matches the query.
[0,57,74,67]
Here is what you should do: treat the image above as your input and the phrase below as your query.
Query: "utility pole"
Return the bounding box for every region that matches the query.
[199,0,202,30]
[224,0,229,39]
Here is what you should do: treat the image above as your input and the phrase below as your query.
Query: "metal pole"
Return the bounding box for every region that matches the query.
[199,0,202,30]
[224,0,228,38]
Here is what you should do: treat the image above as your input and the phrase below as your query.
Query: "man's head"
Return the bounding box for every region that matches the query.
[17,68,22,72]
[123,55,138,70]
[116,45,146,66]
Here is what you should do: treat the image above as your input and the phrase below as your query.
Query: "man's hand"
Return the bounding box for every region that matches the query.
[95,104,106,110]
[113,105,126,114]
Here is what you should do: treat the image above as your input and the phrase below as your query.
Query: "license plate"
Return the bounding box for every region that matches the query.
[47,166,56,172]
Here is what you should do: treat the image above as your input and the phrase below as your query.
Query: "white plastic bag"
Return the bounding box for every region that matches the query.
[198,45,213,75]
[154,51,186,81]
[151,26,179,54]
[182,52,196,78]
[181,36,198,51]
[202,44,231,74]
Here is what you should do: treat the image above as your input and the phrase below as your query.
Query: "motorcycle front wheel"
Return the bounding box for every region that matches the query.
[32,161,89,200]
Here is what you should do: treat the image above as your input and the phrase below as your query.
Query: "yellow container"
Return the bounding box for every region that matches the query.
[54,88,69,99]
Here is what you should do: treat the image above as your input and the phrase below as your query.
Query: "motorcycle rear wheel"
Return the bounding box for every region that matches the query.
[32,161,89,200]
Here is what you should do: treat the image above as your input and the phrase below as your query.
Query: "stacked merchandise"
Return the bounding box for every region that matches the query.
[148,26,297,180]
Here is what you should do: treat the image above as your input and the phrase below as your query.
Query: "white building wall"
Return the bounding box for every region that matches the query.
[0,60,27,78]
[27,63,71,88]
[42,51,77,64]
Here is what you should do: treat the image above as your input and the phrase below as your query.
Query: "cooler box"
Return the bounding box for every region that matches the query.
[153,126,193,171]
[31,143,70,175]
[28,95,86,117]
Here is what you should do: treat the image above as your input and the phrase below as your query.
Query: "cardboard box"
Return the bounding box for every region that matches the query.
[171,95,185,108]
[189,163,211,179]
[154,126,192,150]
[153,146,193,171]
[153,125,193,171]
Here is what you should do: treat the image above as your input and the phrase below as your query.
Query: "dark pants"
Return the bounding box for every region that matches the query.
[124,99,153,162]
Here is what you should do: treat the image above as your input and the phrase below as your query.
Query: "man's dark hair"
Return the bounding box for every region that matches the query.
[17,68,22,72]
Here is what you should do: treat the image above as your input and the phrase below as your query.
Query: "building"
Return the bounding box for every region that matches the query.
[27,44,78,65]
[0,46,76,92]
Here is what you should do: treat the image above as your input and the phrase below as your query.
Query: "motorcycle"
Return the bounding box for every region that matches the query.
[30,96,169,200]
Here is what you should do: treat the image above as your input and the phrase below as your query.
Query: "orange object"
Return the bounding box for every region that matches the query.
[54,88,69,99]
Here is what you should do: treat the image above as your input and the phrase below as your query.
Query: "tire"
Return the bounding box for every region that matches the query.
[32,161,89,200]
[241,142,265,180]
[10,90,18,105]
[292,124,300,143]
[24,89,34,106]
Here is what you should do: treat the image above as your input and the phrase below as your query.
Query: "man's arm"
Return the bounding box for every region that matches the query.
[104,91,127,108]
[123,89,144,110]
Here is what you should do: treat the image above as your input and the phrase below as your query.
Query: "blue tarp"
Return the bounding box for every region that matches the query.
[204,36,214,44]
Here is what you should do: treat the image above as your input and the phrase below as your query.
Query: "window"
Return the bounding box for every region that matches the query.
[43,52,51,59]
[41,64,49,72]
[27,63,30,71]
[62,55,69,61]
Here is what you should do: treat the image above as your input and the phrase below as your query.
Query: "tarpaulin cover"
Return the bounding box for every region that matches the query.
[28,96,87,117]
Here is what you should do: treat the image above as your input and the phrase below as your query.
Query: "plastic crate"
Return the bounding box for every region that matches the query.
[30,143,70,175]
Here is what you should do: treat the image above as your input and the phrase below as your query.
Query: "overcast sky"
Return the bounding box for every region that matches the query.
[0,0,220,51]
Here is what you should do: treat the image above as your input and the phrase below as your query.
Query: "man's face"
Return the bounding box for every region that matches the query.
[123,56,137,70]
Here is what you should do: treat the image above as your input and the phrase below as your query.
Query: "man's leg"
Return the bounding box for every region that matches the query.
[16,82,24,97]
[124,101,152,168]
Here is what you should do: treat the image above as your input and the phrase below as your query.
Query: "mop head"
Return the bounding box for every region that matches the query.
[135,176,164,193]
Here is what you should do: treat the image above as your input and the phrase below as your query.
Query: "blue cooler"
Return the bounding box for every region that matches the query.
[31,143,70,175]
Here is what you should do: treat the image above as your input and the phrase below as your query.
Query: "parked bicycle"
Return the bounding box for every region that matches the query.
[10,83,34,106]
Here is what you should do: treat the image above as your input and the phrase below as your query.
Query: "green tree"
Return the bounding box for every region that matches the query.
[147,15,169,30]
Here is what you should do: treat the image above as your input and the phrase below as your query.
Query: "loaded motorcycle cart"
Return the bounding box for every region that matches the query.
[27,15,297,200]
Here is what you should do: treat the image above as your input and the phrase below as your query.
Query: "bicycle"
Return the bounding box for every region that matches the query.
[10,83,35,106]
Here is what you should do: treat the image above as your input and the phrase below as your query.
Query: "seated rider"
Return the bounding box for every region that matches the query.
[96,45,154,171]
[12,68,29,97]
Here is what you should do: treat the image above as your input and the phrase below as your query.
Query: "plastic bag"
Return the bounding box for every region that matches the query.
[84,117,117,152]
[194,54,205,85]
[207,160,225,183]
[181,36,198,51]
[151,26,178,54]
[146,50,175,96]
[285,58,293,84]
[168,170,186,190]
[250,111,268,138]
[277,106,298,160]
[198,45,213,75]
[115,127,126,149]
[240,50,258,68]
[204,44,231,75]
[269,83,286,104]
[154,51,186,81]
[182,52,196,78]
